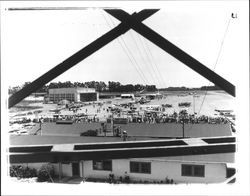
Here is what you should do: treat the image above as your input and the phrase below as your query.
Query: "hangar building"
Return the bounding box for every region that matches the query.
[48,87,99,103]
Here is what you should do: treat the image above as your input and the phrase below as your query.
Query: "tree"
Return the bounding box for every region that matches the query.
[22,82,31,88]
[200,85,221,90]
[10,165,37,178]
[37,164,55,182]
[48,82,59,89]
[146,85,157,92]
[108,81,121,92]
[64,81,73,88]
[134,84,144,92]
[96,81,107,92]
[8,86,21,94]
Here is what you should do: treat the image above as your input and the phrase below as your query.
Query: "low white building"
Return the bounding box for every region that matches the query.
[82,156,233,183]
[48,87,99,103]
[9,136,235,184]
[13,154,233,184]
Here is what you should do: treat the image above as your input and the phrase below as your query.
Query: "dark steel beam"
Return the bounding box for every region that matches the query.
[105,9,235,97]
[8,9,159,108]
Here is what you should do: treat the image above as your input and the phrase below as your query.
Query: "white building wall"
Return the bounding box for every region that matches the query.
[48,87,97,103]
[81,158,227,183]
[27,162,44,170]
[49,88,77,94]
[80,161,83,177]
[10,157,228,183]
[96,92,99,101]
[61,163,72,177]
[150,160,227,183]
[202,163,227,183]
[112,159,129,177]
[83,160,111,179]
[76,93,80,102]
[51,163,59,175]
[48,88,96,95]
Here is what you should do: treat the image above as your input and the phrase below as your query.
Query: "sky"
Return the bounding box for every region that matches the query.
[1,1,249,89]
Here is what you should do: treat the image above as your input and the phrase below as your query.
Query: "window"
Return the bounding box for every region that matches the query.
[181,164,205,177]
[49,94,55,101]
[60,94,66,99]
[93,160,112,171]
[130,161,151,174]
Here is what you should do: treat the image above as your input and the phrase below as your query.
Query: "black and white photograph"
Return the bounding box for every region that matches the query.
[1,1,249,195]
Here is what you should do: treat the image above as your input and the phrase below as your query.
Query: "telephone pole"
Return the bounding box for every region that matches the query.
[182,119,185,138]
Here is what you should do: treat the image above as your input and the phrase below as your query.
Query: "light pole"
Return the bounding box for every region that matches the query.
[193,95,195,115]
[180,110,187,138]
[111,112,114,136]
[182,119,185,138]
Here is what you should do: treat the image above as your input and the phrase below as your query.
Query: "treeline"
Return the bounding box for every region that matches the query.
[159,85,221,91]
[8,81,221,95]
[8,81,157,94]
[200,85,221,91]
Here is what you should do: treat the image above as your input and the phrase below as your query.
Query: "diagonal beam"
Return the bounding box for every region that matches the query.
[105,9,235,97]
[8,9,159,108]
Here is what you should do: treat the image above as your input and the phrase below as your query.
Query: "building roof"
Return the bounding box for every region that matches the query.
[48,87,96,93]
[9,135,235,164]
[121,94,134,96]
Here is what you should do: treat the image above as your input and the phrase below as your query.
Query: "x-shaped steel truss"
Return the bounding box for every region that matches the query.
[8,9,235,108]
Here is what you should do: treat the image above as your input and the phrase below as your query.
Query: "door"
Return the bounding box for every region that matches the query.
[72,162,80,176]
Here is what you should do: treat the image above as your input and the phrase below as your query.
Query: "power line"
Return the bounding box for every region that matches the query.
[136,33,163,88]
[101,11,149,85]
[120,36,149,85]
[128,31,158,86]
[139,35,168,88]
[104,10,148,85]
[145,40,168,88]
[185,16,233,133]
[197,17,232,116]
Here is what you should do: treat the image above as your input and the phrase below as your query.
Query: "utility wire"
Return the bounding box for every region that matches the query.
[101,11,149,85]
[145,41,168,88]
[136,34,163,88]
[102,11,149,85]
[139,35,168,88]
[128,31,158,87]
[185,16,232,133]
[120,36,149,85]
[197,17,232,116]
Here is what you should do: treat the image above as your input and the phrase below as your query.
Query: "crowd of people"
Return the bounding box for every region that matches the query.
[114,112,230,125]
[10,99,234,132]
[10,107,231,126]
